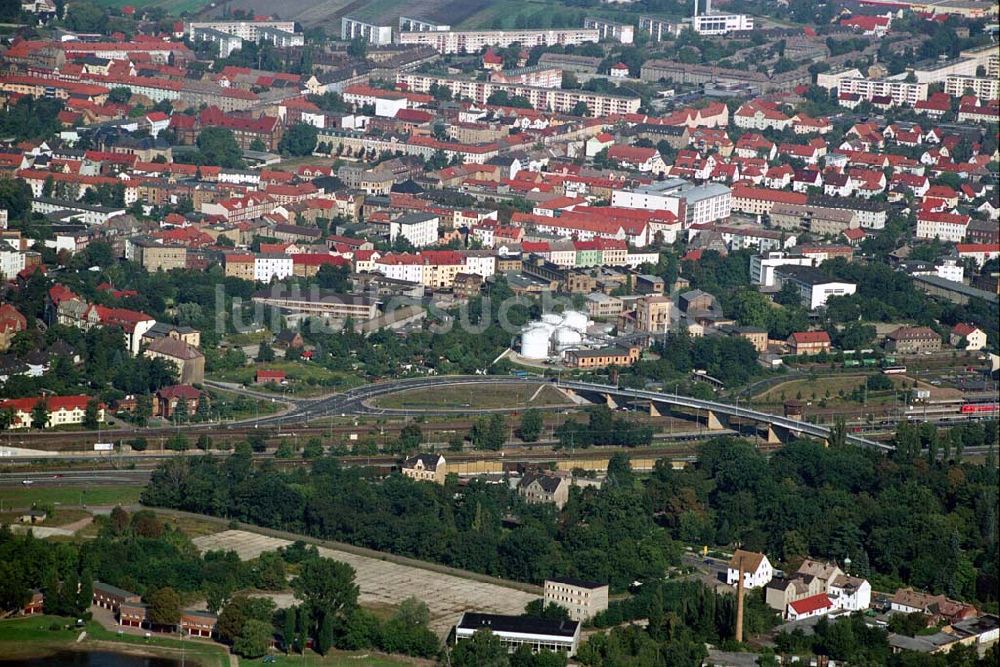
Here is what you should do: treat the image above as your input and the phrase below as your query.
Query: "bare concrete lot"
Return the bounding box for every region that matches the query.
[193,529,537,635]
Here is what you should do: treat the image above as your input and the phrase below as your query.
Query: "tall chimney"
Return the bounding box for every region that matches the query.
[735,554,745,643]
[693,0,699,19]
[705,0,712,14]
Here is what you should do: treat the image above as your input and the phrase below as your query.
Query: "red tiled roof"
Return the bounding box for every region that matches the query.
[790,593,833,615]
[789,331,831,344]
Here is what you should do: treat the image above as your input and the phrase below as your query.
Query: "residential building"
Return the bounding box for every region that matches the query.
[154,384,202,419]
[0,303,27,352]
[143,337,205,384]
[397,28,600,54]
[635,295,672,333]
[787,593,835,621]
[950,323,986,351]
[0,395,104,429]
[454,613,581,656]
[563,345,640,369]
[390,213,439,248]
[726,550,774,590]
[401,454,446,484]
[787,330,832,356]
[885,326,941,354]
[544,578,609,622]
[397,72,640,117]
[518,472,571,508]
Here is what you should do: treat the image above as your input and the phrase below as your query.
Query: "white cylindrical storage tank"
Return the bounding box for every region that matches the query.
[520,325,552,359]
[562,310,588,332]
[553,326,583,348]
[542,313,563,326]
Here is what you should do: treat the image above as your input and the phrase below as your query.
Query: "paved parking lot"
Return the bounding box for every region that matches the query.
[193,529,538,636]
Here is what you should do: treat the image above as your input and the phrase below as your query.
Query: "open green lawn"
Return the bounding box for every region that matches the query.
[92,0,208,13]
[241,650,419,666]
[209,362,364,397]
[0,484,142,510]
[374,382,571,410]
[0,615,230,666]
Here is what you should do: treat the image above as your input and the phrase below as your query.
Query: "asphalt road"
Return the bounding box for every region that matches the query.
[0,469,152,487]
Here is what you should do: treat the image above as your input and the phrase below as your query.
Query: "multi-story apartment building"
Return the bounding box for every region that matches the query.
[583,17,634,43]
[396,73,640,116]
[341,17,394,45]
[944,75,999,100]
[397,28,599,54]
[837,76,929,106]
[186,20,297,42]
[544,578,610,622]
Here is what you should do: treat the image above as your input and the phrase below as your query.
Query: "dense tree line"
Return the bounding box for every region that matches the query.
[142,450,679,591]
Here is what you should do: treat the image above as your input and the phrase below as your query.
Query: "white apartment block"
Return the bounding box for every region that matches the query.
[389,213,439,248]
[341,17,394,45]
[945,75,999,100]
[837,76,929,106]
[910,57,978,84]
[186,20,296,42]
[254,254,294,282]
[916,215,969,243]
[960,44,999,78]
[397,28,600,54]
[583,17,634,44]
[396,73,639,117]
[0,243,25,280]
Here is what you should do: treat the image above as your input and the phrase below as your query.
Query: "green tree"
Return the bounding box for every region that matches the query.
[451,629,508,667]
[518,409,543,443]
[196,127,244,169]
[147,587,182,627]
[256,340,275,362]
[279,123,319,157]
[292,557,359,624]
[30,399,49,430]
[233,618,273,659]
[108,87,132,104]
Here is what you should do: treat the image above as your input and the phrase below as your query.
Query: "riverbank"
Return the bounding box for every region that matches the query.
[0,615,230,667]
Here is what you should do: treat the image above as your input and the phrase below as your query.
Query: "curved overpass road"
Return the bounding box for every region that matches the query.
[255,376,893,452]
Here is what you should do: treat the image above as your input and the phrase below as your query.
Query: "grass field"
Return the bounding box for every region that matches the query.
[754,374,925,406]
[92,0,208,13]
[0,615,230,667]
[209,362,364,397]
[374,382,571,410]
[240,650,418,666]
[0,484,143,511]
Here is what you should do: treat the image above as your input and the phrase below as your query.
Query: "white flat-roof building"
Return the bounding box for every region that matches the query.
[455,613,581,656]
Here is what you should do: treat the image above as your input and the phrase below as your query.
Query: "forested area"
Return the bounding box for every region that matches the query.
[142,447,678,591]
[142,435,999,609]
[0,509,448,661]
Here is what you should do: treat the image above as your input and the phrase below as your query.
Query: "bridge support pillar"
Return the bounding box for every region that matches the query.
[648,401,661,417]
[603,393,618,410]
[706,410,727,431]
[765,426,781,444]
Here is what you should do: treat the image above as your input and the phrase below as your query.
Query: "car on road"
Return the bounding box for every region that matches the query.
[21,479,33,485]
